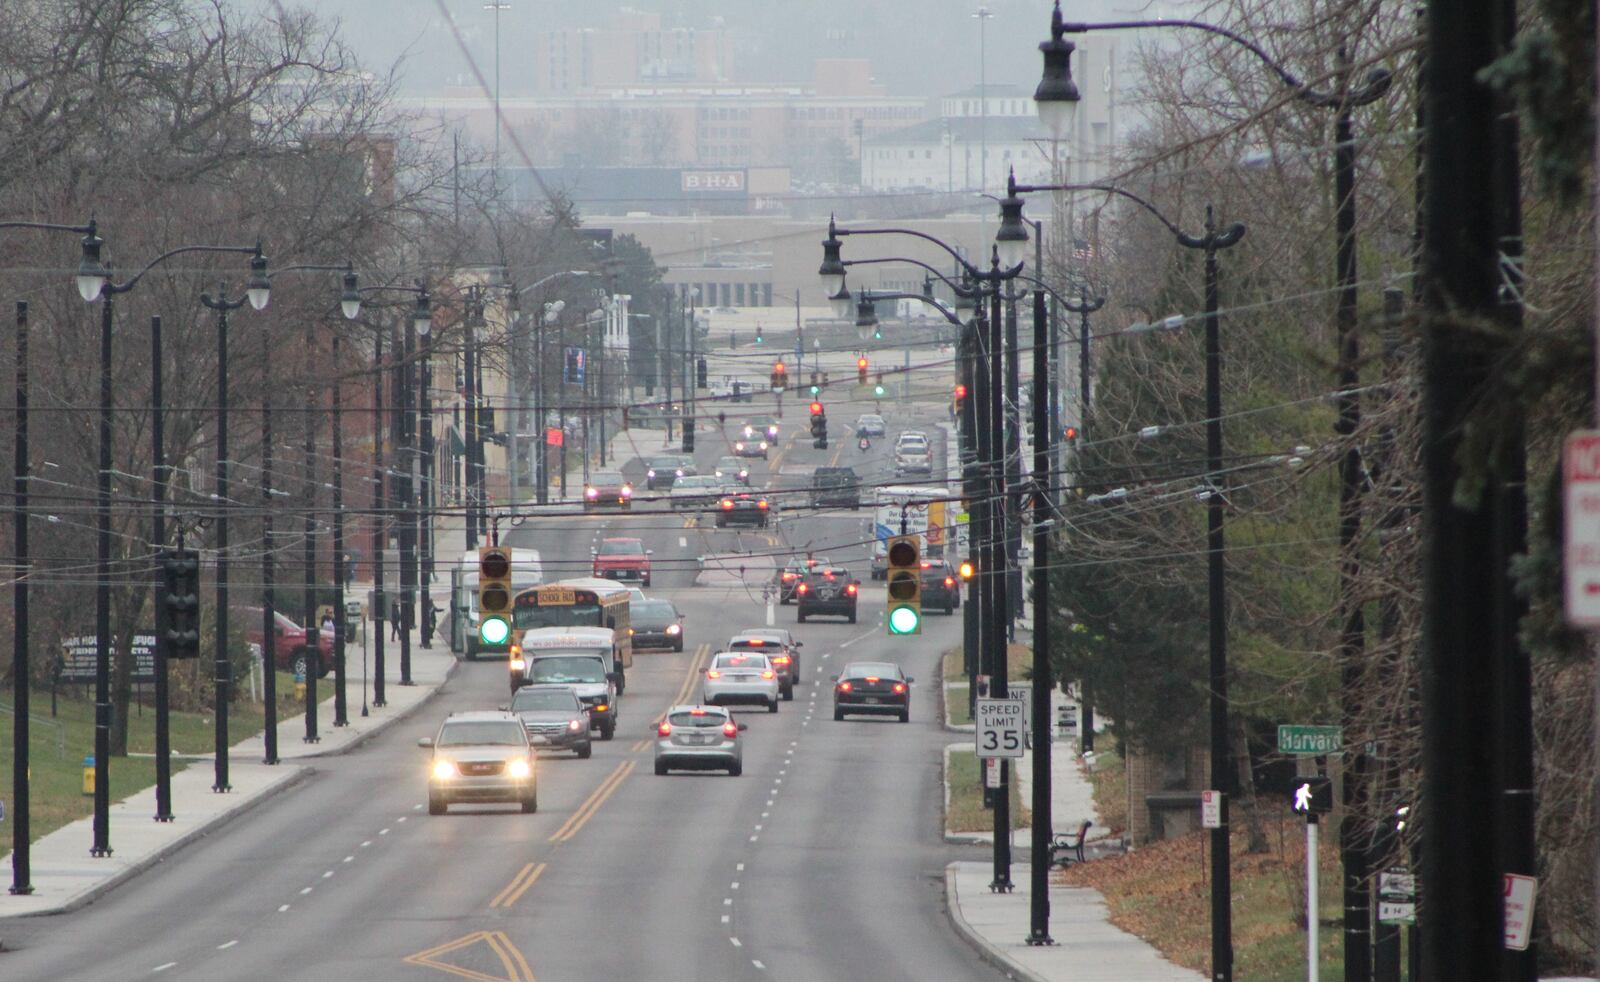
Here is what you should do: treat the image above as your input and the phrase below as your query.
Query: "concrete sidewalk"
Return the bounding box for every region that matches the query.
[0,586,456,921]
[946,862,1203,982]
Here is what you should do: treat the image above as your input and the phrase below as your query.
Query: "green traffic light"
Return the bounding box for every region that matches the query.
[874,384,885,397]
[479,615,511,646]
[810,385,820,395]
[888,605,921,635]
[873,329,883,340]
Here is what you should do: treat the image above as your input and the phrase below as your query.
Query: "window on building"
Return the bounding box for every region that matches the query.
[735,283,746,306]
[763,284,773,306]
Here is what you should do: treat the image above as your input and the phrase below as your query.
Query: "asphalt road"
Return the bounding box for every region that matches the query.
[0,373,989,982]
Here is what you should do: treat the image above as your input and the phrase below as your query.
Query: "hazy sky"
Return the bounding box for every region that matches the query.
[280,0,1172,98]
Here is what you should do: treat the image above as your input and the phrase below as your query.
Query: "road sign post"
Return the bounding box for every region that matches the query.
[975,697,1026,758]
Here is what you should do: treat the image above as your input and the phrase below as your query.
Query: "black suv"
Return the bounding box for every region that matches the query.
[810,466,861,509]
[796,566,860,624]
[919,561,960,614]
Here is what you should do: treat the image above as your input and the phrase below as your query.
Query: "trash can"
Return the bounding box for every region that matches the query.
[82,755,95,796]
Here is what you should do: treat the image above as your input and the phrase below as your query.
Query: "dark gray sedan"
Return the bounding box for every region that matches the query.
[507,685,592,758]
[631,599,685,652]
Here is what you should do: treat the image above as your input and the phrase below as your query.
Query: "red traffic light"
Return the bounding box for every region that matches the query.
[1064,425,1079,440]
[773,360,787,374]
[954,383,969,400]
[809,401,824,416]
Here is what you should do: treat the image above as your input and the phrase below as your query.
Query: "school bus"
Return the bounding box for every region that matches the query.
[512,578,633,690]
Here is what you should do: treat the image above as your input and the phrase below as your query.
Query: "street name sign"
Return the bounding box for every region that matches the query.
[1278,724,1343,755]
[975,697,1026,758]
[1563,431,1600,625]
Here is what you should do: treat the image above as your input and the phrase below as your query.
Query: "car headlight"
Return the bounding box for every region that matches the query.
[666,624,681,635]
[621,486,633,497]
[507,757,532,779]
[567,718,585,732]
[647,469,657,478]
[759,441,768,450]
[431,759,456,780]
[585,487,599,498]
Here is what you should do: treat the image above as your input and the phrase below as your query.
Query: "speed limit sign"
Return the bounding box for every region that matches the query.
[975,697,1026,758]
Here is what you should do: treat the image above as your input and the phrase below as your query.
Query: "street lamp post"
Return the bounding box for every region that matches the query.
[1043,7,1391,972]
[0,218,100,893]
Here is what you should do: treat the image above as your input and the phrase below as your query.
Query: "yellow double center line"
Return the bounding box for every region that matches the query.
[404,930,536,981]
[547,760,636,843]
[489,862,546,909]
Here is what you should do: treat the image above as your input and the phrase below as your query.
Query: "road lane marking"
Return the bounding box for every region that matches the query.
[730,938,742,948]
[723,897,733,906]
[217,941,238,950]
[343,855,354,863]
[323,871,334,879]
[277,904,290,913]
[492,862,546,910]
[153,962,176,972]
[549,760,636,843]
[736,862,745,871]
[732,881,740,890]
[300,887,313,895]
[721,914,730,924]
[753,960,766,970]
[379,828,390,836]
[630,738,650,752]
[361,840,372,848]
[404,930,535,982]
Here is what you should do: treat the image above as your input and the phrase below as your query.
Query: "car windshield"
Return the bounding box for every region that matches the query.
[649,458,677,469]
[717,458,742,469]
[598,540,643,555]
[677,476,718,488]
[528,656,607,684]
[668,710,728,727]
[845,662,902,680]
[590,472,625,486]
[511,690,581,712]
[633,601,677,626]
[437,722,526,747]
[713,653,770,670]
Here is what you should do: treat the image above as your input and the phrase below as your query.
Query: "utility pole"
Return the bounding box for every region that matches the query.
[303,324,320,744]
[371,321,387,709]
[11,302,32,893]
[1026,286,1055,945]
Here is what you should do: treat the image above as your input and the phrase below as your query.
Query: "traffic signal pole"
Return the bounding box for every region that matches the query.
[985,268,1012,892]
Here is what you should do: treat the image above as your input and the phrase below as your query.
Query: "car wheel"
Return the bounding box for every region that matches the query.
[833,707,845,721]
[428,795,447,816]
[576,742,592,759]
[848,610,857,624]
[768,699,779,714]
[946,602,954,615]
[642,575,651,587]
[521,790,538,813]
[781,683,794,701]
[292,651,308,677]
[674,640,684,652]
[465,644,477,662]
[898,709,910,723]
[728,760,742,777]
[655,759,669,776]
[797,611,807,623]
[600,720,616,741]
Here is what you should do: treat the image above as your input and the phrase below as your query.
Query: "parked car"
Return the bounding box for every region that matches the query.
[630,599,685,652]
[701,651,780,713]
[795,566,860,624]
[420,711,538,814]
[716,491,772,528]
[506,684,592,758]
[592,537,651,585]
[583,471,634,510]
[810,466,861,508]
[832,661,913,723]
[239,606,330,678]
[655,705,746,776]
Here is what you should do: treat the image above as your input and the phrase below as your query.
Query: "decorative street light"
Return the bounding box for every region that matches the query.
[0,217,101,897]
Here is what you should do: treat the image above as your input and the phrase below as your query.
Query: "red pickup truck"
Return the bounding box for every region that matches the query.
[239,607,334,678]
[592,537,652,586]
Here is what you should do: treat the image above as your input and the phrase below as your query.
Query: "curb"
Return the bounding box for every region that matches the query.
[943,863,1052,982]
[0,766,311,921]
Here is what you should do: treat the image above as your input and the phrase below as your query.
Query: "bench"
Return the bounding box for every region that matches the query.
[1049,819,1094,868]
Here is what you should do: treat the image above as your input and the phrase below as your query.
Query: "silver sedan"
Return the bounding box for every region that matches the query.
[701,651,780,713]
[654,705,746,775]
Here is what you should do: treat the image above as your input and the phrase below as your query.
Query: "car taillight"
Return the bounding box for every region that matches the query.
[837,681,852,692]
[797,584,808,594]
[845,583,858,595]
[757,499,769,509]
[944,577,955,587]
[761,670,775,680]
[866,676,880,683]
[723,722,738,738]
[892,682,907,694]
[721,499,734,510]
[628,627,635,635]
[508,657,525,671]
[658,721,672,736]
[782,573,795,581]
[706,669,722,679]
[774,655,790,665]
[690,708,707,715]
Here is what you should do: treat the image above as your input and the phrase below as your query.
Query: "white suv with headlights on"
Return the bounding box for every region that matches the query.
[419,711,537,815]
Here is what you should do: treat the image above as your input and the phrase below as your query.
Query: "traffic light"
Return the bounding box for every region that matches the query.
[857,356,869,385]
[1064,425,1080,444]
[809,401,828,449]
[696,357,708,389]
[478,546,514,646]
[683,416,696,453]
[809,371,821,396]
[160,549,201,659]
[885,536,922,635]
[771,359,787,391]
[874,373,886,398]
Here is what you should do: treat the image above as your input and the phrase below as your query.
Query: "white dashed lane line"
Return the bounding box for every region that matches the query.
[753,959,766,970]
[300,887,313,896]
[153,962,177,973]
[277,904,290,913]
[730,938,743,948]
[217,941,238,951]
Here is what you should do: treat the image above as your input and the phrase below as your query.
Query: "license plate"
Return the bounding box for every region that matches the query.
[687,735,711,745]
[864,697,880,704]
